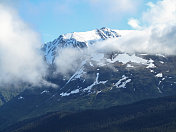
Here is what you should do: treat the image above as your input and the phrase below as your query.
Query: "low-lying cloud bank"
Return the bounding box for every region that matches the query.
[0,4,47,86]
[96,25,176,55]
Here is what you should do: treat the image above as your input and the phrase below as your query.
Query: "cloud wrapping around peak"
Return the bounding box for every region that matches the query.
[98,26,176,55]
[0,4,47,86]
[54,0,176,76]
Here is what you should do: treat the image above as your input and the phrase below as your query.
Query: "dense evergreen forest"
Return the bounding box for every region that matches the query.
[3,95,176,132]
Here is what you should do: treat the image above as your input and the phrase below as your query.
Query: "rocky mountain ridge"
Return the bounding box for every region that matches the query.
[0,27,176,130]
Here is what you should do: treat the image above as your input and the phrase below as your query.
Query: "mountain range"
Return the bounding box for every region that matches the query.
[0,27,176,131]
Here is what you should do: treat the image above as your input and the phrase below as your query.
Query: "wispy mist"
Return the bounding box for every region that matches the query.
[0,4,47,86]
[54,48,84,75]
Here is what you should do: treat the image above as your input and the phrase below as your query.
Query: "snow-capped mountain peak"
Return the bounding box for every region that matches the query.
[63,27,119,41]
[42,27,120,64]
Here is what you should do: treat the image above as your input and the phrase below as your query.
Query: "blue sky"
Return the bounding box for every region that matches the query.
[13,0,158,42]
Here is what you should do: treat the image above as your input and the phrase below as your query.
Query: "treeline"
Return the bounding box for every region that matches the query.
[3,96,176,132]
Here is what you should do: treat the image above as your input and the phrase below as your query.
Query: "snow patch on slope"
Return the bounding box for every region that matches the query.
[41,90,49,94]
[66,60,87,84]
[18,96,24,100]
[107,53,156,68]
[83,73,107,92]
[127,64,134,68]
[60,89,80,97]
[107,53,147,64]
[115,75,131,88]
[146,59,156,68]
[155,73,163,78]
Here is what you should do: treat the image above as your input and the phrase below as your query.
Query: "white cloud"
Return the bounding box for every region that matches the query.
[128,18,141,29]
[0,4,47,86]
[143,0,176,26]
[123,0,176,55]
[98,27,176,55]
[54,48,84,75]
